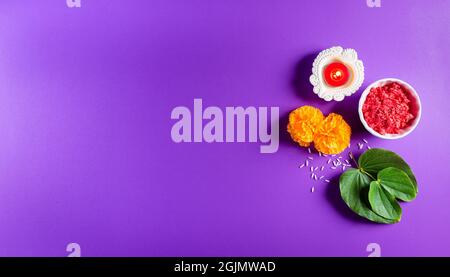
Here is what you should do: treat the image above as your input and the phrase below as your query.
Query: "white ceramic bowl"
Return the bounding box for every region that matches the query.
[358,78,422,139]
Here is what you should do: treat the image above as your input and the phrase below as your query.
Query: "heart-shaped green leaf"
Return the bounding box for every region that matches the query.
[378,167,417,202]
[359,149,417,192]
[340,169,397,224]
[368,181,402,221]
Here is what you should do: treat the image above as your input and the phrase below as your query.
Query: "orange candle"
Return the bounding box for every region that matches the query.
[324,62,350,87]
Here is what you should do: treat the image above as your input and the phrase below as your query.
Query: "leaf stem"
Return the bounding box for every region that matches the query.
[348,152,359,168]
[349,151,377,181]
[360,168,376,181]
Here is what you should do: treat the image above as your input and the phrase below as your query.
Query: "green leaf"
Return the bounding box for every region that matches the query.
[378,167,417,202]
[339,169,397,224]
[368,181,402,221]
[358,149,418,192]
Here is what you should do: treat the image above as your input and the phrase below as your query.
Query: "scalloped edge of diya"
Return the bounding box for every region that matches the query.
[309,46,365,102]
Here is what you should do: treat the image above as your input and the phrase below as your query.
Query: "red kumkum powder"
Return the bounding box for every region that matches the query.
[362,82,415,135]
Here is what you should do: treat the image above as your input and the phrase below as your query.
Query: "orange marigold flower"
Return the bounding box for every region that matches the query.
[287,106,324,147]
[313,113,351,155]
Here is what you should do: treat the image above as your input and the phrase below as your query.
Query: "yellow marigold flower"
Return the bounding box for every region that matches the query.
[313,113,351,155]
[287,106,324,147]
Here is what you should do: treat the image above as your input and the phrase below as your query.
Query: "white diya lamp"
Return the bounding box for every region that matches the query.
[309,46,365,101]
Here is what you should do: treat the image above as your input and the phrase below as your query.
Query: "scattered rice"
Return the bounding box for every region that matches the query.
[299,164,305,168]
[308,147,311,154]
[308,156,314,160]
[363,139,368,144]
[311,187,315,193]
[320,166,325,171]
[325,179,330,183]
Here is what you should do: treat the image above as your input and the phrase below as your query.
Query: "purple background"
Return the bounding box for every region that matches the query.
[0,0,449,256]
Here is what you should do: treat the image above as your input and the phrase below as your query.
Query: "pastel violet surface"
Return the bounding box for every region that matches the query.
[0,0,449,256]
